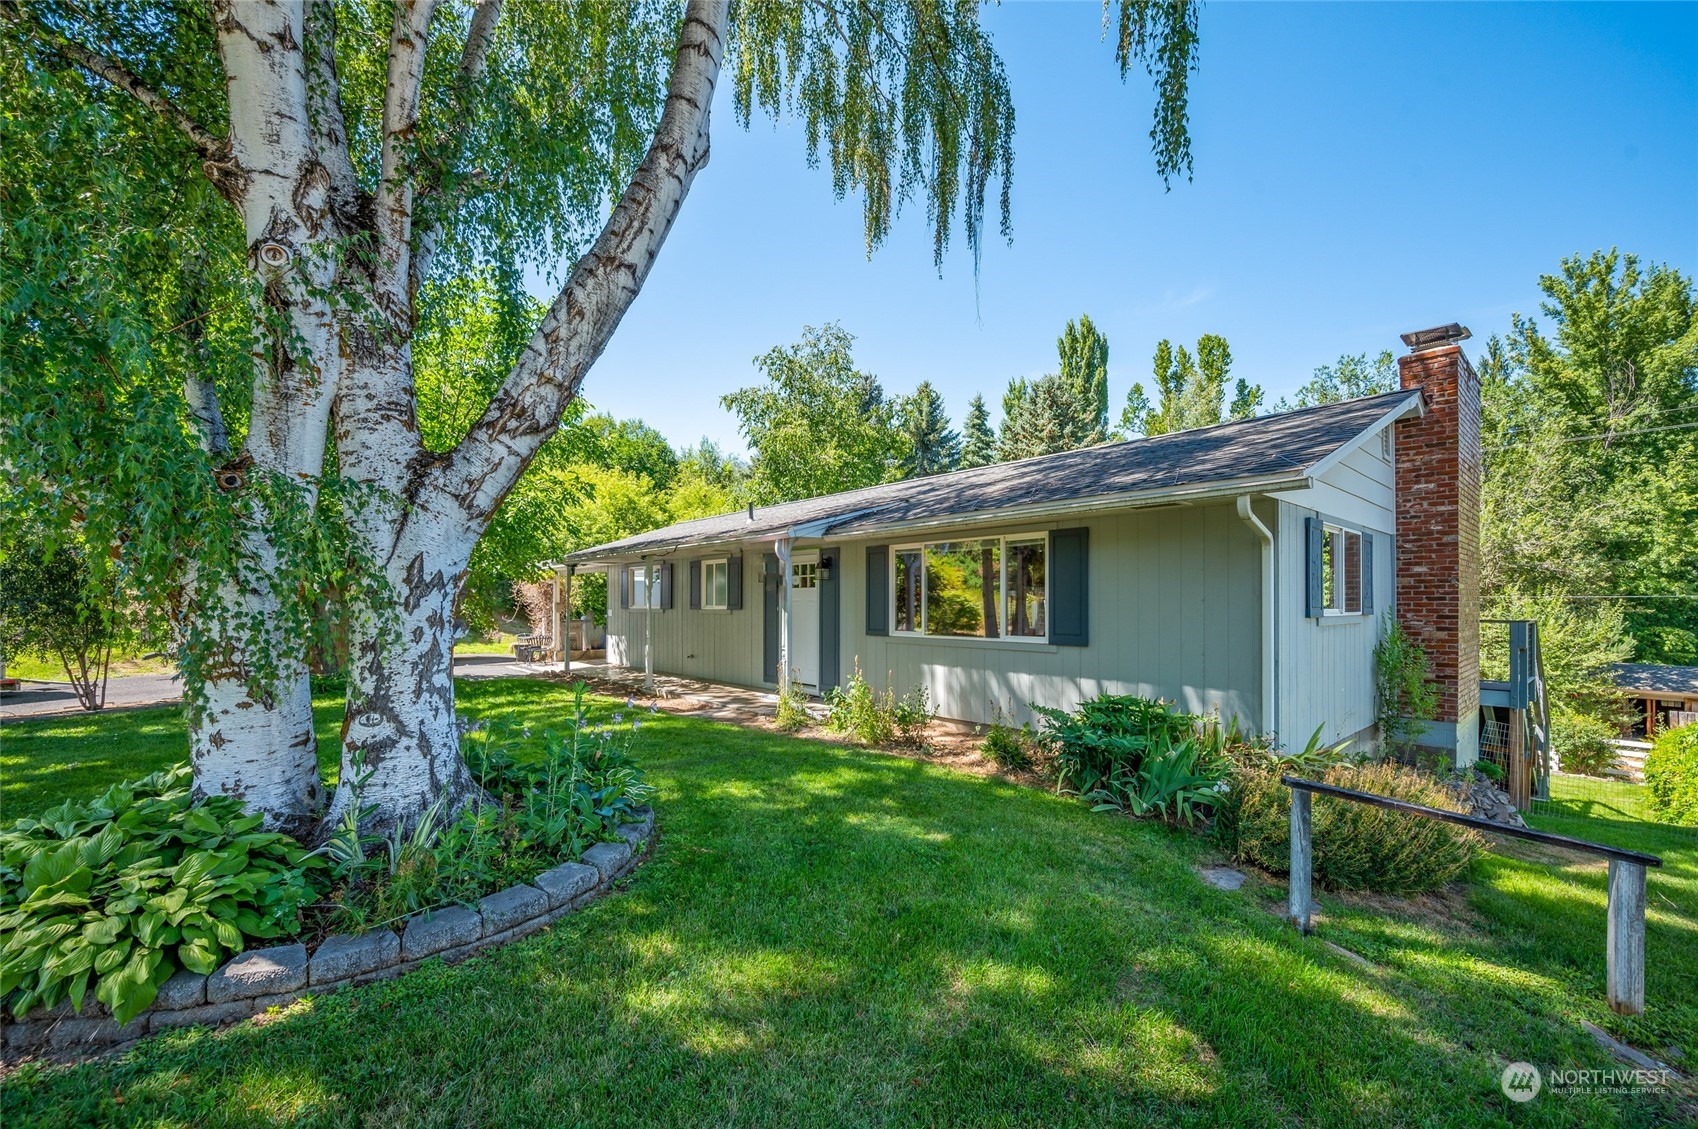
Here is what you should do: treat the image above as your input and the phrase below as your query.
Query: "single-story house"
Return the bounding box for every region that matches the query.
[1609,663,1698,737]
[564,323,1485,762]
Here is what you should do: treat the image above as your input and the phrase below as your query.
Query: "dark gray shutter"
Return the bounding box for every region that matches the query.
[820,546,841,690]
[1305,517,1324,618]
[1361,531,1374,615]
[689,560,702,610]
[762,553,780,682]
[727,553,744,610]
[618,565,629,609]
[1050,527,1089,647]
[865,545,889,636]
[658,562,673,610]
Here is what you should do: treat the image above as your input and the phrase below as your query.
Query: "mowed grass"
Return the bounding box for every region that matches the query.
[1,695,346,819]
[2,679,1693,1127]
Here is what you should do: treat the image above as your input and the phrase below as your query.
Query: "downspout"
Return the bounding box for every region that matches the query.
[1237,496,1276,737]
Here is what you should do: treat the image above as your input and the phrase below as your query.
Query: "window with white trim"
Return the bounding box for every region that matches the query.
[1320,524,1364,615]
[891,534,1048,641]
[702,558,729,610]
[626,564,663,611]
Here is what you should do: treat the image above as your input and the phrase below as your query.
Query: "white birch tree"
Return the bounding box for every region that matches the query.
[2,0,1201,834]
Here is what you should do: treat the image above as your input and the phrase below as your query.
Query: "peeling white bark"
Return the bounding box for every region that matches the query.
[321,510,476,832]
[434,1,728,525]
[188,0,348,829]
[323,1,729,831]
[53,0,731,835]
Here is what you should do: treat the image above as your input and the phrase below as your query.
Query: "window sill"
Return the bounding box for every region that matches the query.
[886,632,1058,652]
[1316,612,1371,626]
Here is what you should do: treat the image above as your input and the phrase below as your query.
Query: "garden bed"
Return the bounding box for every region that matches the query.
[1,809,652,1060]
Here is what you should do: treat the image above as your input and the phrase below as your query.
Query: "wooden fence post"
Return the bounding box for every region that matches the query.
[1607,859,1647,1016]
[1507,707,1530,812]
[1289,787,1313,934]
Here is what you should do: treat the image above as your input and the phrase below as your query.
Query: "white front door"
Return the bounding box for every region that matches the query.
[789,551,820,688]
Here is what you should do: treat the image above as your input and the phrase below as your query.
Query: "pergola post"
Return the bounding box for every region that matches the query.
[642,555,654,694]
[776,536,793,688]
[562,565,575,674]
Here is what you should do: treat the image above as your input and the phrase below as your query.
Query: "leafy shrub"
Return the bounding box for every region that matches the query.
[1034,694,1231,823]
[1645,724,1698,826]
[1033,693,1199,800]
[0,767,321,1023]
[891,685,935,747]
[1473,757,1505,783]
[1551,707,1620,778]
[824,662,933,747]
[1374,614,1439,757]
[774,679,813,732]
[1215,761,1480,895]
[981,705,1038,771]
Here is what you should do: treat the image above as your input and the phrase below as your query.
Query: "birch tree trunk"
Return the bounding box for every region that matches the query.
[321,0,728,831]
[185,0,347,833]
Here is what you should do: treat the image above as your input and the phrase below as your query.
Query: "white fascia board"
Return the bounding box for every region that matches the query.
[1299,391,1423,485]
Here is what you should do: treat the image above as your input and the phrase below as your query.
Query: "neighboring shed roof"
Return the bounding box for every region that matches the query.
[1610,663,1698,697]
[565,388,1421,564]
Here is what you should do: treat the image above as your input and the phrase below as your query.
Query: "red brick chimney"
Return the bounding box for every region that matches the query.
[1394,323,1482,766]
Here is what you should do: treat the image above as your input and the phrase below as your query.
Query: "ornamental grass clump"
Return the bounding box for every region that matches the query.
[0,766,321,1024]
[1215,760,1480,895]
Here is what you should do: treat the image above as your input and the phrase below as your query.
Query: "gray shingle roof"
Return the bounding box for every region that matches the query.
[1609,663,1698,696]
[564,388,1419,563]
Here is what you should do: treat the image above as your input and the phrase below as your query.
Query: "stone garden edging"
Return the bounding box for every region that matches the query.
[0,807,655,1060]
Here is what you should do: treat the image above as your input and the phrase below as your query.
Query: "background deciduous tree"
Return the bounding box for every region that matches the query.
[0,537,133,711]
[723,323,907,502]
[1124,333,1251,436]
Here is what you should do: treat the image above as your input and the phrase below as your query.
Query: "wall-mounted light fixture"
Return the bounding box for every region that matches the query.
[818,555,833,581]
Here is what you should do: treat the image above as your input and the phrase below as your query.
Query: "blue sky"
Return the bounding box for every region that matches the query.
[569,2,1698,456]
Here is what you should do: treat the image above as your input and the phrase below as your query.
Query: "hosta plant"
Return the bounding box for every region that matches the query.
[0,766,320,1024]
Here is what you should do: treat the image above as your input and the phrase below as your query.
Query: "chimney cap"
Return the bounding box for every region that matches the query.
[1400,323,1471,352]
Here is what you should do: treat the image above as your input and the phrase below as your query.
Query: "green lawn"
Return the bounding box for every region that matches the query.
[2,679,1693,1127]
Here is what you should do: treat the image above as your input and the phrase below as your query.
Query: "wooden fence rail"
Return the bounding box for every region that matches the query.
[1280,775,1663,1016]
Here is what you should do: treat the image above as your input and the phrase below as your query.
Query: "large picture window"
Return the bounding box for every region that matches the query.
[892,534,1048,641]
